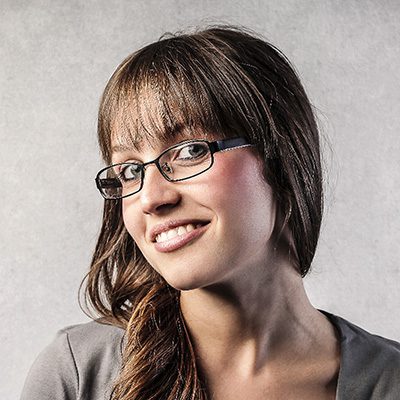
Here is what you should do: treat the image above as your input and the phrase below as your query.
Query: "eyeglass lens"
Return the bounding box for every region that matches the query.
[97,141,212,199]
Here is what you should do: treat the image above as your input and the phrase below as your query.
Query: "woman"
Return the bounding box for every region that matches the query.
[21,26,400,400]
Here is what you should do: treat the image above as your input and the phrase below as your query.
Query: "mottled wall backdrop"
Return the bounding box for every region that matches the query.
[1,1,399,398]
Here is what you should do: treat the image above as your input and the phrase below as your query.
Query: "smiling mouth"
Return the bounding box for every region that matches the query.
[155,223,207,243]
[153,222,210,253]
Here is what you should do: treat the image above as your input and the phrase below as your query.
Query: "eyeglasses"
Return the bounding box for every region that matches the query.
[95,137,253,200]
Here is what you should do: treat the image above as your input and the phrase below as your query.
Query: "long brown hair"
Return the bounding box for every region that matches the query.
[82,26,323,399]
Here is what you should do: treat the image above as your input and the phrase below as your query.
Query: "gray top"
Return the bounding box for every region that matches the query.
[20,310,400,400]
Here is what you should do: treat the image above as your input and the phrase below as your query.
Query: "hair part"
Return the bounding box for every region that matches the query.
[83,25,323,399]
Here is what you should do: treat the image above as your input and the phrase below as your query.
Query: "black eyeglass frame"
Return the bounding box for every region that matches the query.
[95,137,253,200]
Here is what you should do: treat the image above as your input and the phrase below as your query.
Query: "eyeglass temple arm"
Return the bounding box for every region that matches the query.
[210,137,251,153]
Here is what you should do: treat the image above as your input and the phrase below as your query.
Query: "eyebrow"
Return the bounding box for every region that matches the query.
[111,143,139,154]
[111,124,189,155]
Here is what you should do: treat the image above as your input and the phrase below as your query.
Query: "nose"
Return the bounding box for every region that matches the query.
[139,163,181,215]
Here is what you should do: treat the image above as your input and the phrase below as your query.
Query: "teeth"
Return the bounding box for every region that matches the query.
[167,229,178,240]
[155,223,198,243]
[160,231,168,241]
[186,224,194,233]
[177,226,186,235]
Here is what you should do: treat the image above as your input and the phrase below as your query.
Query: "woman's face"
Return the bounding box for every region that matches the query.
[113,134,277,291]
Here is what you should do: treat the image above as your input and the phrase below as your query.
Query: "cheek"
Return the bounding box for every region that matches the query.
[210,153,276,242]
[122,200,143,243]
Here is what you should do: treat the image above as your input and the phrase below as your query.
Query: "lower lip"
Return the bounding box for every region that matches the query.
[153,223,210,253]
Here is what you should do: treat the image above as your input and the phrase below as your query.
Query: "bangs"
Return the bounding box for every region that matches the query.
[99,38,226,162]
[98,32,270,163]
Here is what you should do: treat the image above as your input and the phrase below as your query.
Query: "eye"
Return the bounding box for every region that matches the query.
[176,143,208,160]
[119,163,142,182]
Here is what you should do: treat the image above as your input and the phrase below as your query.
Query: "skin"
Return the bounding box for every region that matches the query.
[113,134,340,400]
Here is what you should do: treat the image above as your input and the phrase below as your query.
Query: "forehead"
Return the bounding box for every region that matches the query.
[110,123,216,155]
[107,83,215,156]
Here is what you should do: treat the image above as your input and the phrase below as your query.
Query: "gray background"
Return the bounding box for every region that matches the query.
[1,0,400,398]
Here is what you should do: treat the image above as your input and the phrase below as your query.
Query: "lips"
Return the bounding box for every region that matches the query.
[152,221,210,253]
[149,219,210,243]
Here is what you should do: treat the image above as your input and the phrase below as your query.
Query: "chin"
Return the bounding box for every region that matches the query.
[162,270,214,292]
[165,278,205,292]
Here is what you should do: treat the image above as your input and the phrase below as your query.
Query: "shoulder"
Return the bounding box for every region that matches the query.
[321,310,400,399]
[330,312,400,369]
[60,319,125,364]
[21,320,124,400]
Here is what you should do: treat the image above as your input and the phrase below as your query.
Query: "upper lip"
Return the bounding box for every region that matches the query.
[149,219,210,242]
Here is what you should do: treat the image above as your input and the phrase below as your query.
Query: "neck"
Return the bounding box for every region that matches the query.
[179,258,335,377]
